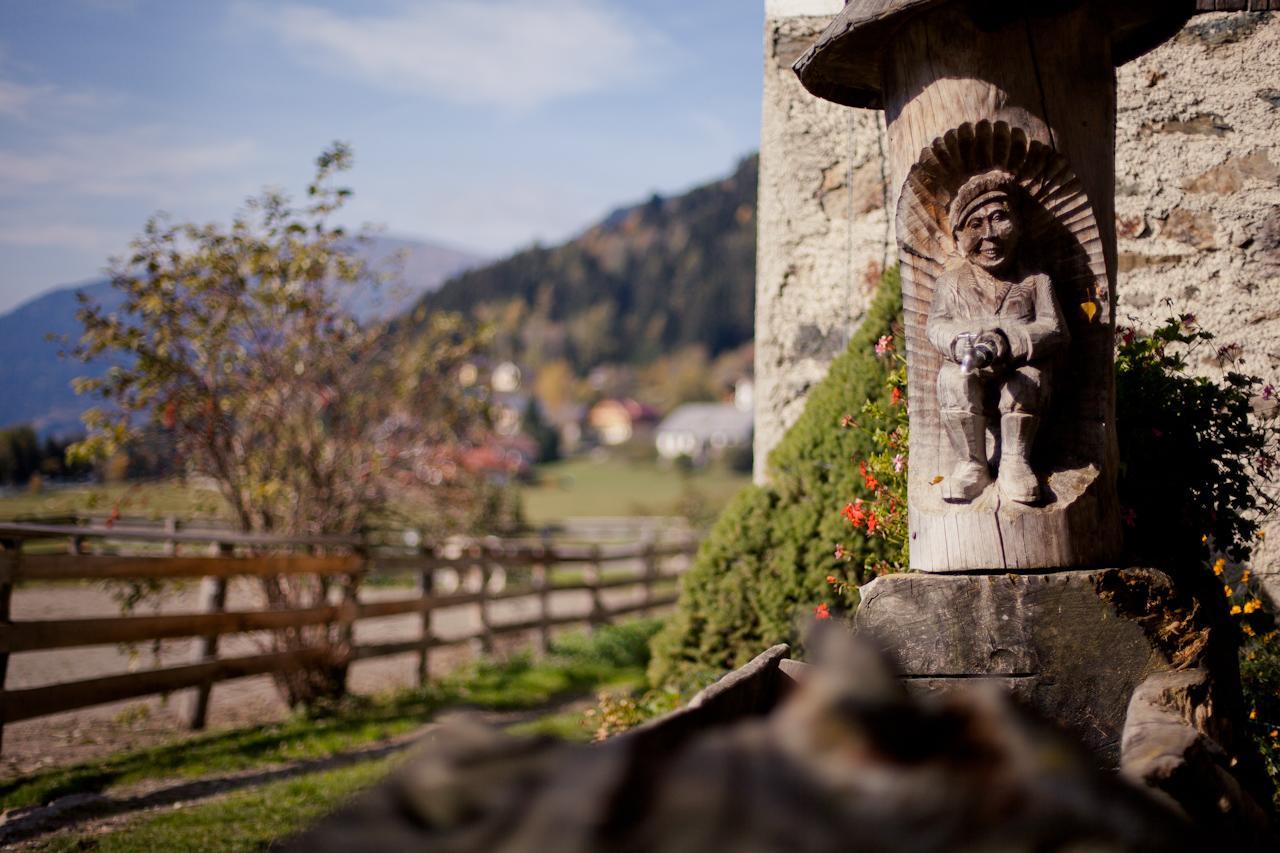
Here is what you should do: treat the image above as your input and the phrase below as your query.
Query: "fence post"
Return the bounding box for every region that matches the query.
[163,515,178,557]
[477,550,494,656]
[188,541,231,730]
[586,544,604,633]
[416,533,432,687]
[336,539,366,693]
[642,531,658,616]
[533,531,552,655]
[0,538,17,753]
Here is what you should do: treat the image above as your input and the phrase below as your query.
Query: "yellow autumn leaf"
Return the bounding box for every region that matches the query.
[1080,301,1097,322]
[929,475,944,485]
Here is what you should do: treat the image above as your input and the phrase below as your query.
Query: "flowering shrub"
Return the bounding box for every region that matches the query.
[1115,313,1279,572]
[829,333,909,607]
[648,269,902,690]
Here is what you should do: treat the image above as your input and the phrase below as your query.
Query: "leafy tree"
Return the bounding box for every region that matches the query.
[68,144,492,706]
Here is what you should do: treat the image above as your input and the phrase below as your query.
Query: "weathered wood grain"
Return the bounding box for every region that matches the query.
[881,5,1122,570]
[854,569,1190,764]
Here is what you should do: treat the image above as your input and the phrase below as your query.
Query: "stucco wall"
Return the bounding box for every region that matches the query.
[756,8,1280,581]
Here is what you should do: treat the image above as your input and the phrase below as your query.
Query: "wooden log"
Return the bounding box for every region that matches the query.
[16,552,363,581]
[4,647,330,724]
[854,569,1186,765]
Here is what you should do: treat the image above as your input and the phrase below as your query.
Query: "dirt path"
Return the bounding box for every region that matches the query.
[2,577,644,778]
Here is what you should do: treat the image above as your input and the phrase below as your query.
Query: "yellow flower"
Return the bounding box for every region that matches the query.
[1224,585,1234,597]
[1243,624,1256,637]
[1251,708,1258,720]
[1231,604,1243,615]
[1202,534,1209,543]
[1212,558,1226,576]
[1242,569,1251,583]
[1244,599,1263,614]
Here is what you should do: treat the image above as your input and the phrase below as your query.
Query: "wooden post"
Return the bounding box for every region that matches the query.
[163,515,178,557]
[188,541,230,730]
[533,532,552,655]
[0,539,17,753]
[416,534,432,687]
[477,559,494,655]
[585,544,604,633]
[641,531,658,616]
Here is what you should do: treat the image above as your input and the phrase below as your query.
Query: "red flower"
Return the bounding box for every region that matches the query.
[891,386,903,406]
[859,461,879,491]
[814,603,831,620]
[866,512,879,534]
[842,500,867,528]
[826,575,837,583]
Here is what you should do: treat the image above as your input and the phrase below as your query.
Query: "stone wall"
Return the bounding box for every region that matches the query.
[755,6,1280,587]
[753,0,893,481]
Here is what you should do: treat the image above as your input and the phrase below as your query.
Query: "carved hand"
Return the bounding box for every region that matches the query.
[977,329,1010,364]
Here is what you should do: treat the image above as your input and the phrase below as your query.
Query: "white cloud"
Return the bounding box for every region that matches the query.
[239,0,671,109]
[0,127,256,197]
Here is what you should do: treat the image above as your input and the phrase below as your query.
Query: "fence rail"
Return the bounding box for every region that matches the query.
[0,518,698,751]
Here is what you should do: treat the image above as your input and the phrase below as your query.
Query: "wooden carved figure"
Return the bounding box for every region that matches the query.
[928,170,1068,504]
[793,1,1199,569]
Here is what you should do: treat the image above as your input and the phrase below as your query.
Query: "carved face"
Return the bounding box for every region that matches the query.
[957,199,1020,273]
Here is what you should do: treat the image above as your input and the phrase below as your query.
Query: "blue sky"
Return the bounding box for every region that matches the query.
[0,0,765,312]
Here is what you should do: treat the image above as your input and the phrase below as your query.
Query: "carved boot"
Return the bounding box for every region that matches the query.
[941,410,991,502]
[998,412,1041,504]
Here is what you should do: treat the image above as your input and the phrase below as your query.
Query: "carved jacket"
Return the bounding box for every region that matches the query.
[926,263,1069,366]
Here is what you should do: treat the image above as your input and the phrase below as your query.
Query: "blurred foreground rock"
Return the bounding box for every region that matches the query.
[288,635,1254,852]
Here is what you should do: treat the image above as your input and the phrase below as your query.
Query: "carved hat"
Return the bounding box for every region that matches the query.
[793,0,1196,109]
[948,170,1018,236]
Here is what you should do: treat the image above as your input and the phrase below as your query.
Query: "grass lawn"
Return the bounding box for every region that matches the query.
[522,457,749,524]
[0,458,750,529]
[35,758,396,853]
[0,480,229,522]
[1,620,660,827]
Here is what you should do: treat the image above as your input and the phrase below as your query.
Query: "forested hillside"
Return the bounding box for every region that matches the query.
[410,155,758,374]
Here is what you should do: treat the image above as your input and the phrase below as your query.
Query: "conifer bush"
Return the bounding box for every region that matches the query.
[648,269,901,689]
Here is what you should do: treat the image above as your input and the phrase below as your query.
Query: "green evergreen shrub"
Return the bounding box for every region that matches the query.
[648,268,901,689]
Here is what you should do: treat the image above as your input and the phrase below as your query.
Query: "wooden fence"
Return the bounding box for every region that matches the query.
[0,519,698,752]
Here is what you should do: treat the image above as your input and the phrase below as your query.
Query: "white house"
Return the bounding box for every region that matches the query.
[655,403,754,463]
